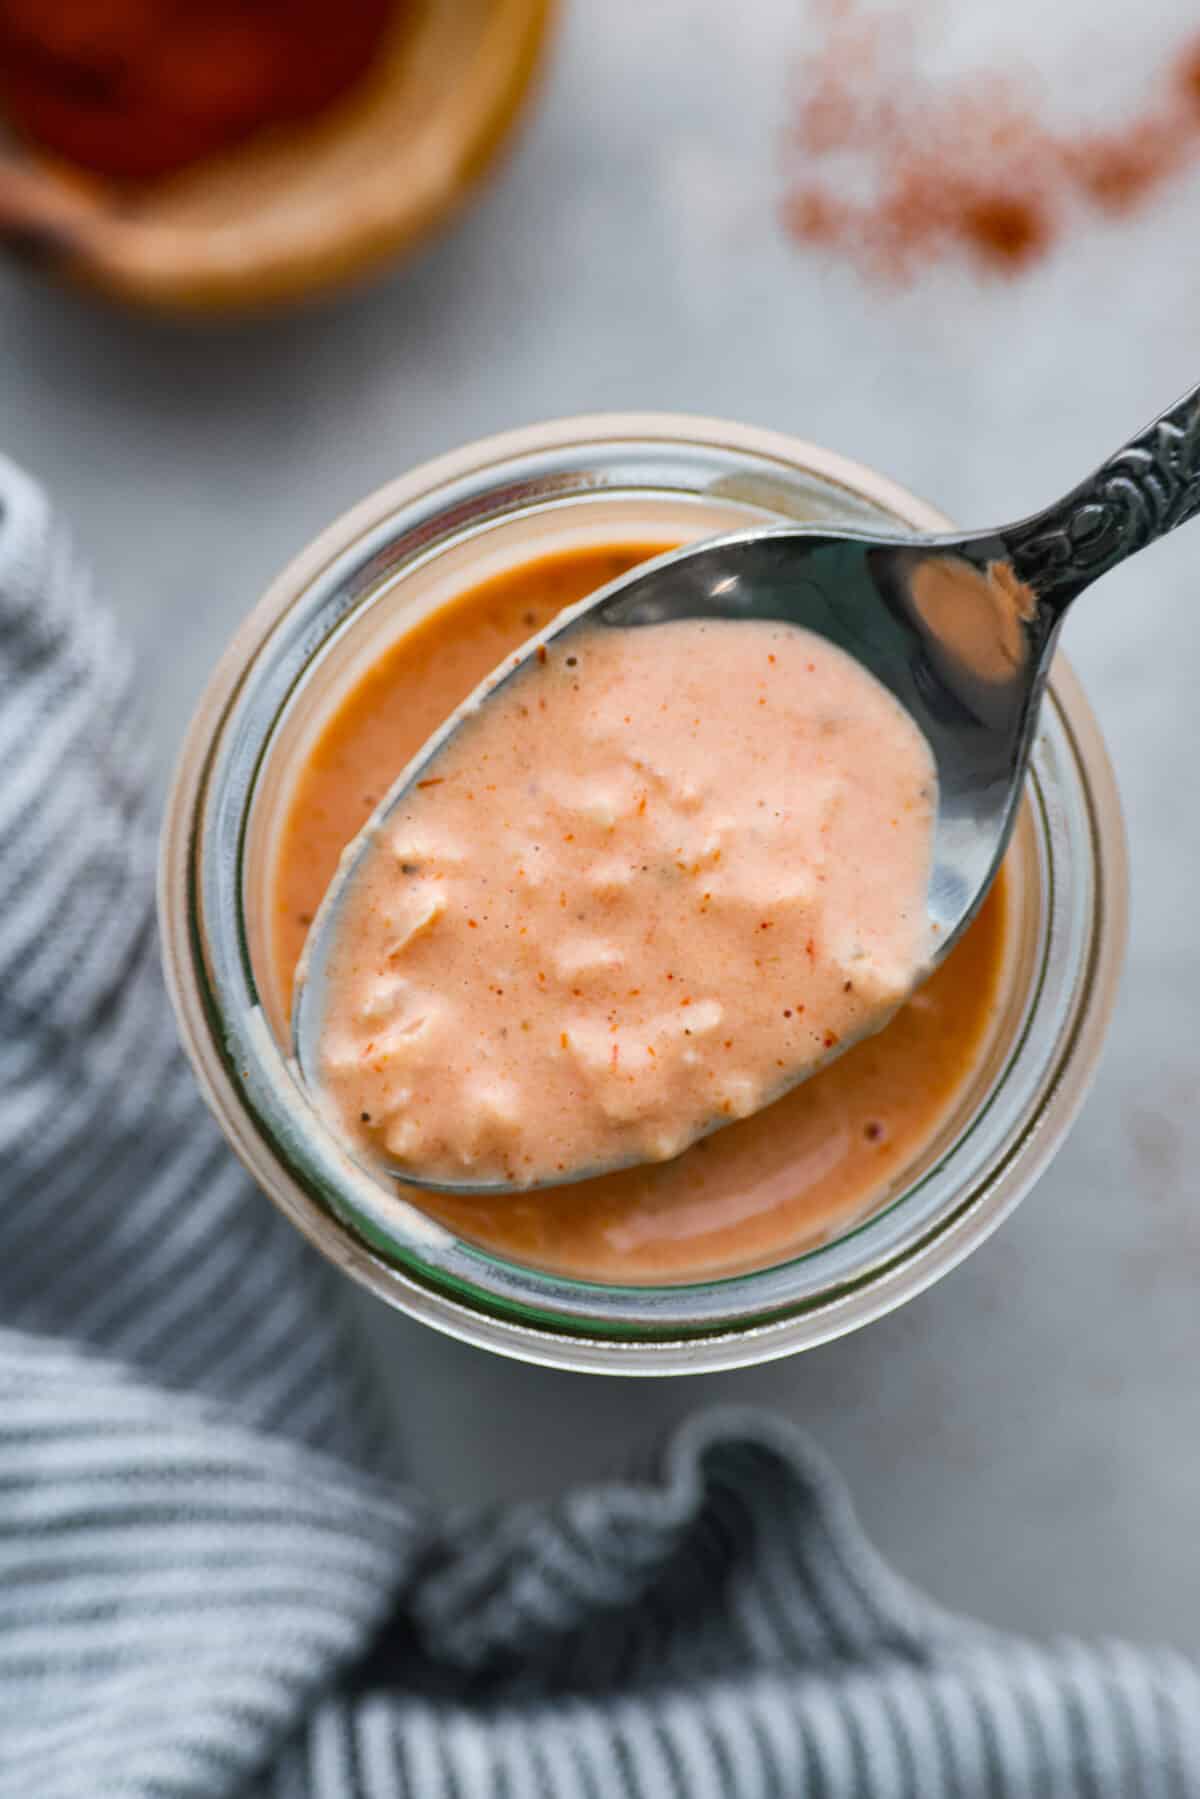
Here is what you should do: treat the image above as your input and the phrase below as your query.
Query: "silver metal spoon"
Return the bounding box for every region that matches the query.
[297,380,1200,1192]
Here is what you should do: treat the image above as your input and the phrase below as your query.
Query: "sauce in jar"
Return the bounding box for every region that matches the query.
[269,543,1008,1282]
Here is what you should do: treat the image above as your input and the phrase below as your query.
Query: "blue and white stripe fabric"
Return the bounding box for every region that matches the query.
[2,455,1197,1798]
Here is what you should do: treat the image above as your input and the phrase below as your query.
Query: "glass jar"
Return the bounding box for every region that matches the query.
[159,415,1127,1374]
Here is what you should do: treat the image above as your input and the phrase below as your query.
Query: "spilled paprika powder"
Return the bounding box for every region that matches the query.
[782,1,1200,281]
[0,0,397,181]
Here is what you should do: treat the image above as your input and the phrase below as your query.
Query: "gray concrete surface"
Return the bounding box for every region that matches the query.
[4,0,1199,1652]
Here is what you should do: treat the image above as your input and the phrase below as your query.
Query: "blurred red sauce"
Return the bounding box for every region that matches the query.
[0,0,396,180]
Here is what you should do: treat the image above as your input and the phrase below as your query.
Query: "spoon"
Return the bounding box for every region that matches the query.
[296,380,1200,1192]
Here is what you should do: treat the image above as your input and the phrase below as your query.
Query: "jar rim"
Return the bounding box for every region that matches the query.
[159,414,1128,1373]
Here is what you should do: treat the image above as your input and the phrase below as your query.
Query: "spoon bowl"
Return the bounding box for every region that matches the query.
[296,380,1200,1193]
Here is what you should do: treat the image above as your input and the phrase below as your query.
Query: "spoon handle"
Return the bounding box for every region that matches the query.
[1006,380,1200,613]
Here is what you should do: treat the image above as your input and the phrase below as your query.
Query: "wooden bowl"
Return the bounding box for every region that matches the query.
[0,0,554,315]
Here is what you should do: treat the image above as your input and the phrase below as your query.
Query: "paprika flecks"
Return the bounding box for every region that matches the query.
[781,1,1200,282]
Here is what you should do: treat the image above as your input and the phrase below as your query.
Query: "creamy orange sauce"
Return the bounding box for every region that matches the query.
[269,545,1008,1282]
[315,618,937,1186]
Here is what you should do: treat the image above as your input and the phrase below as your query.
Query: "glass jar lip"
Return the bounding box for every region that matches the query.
[160,413,1128,1374]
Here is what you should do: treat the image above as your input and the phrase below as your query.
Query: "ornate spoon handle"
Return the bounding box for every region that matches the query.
[1005,380,1200,613]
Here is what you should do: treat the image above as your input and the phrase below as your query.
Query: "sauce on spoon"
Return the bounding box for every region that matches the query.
[312,612,937,1187]
[269,544,1008,1280]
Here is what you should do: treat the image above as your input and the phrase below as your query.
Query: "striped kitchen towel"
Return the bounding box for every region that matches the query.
[2,451,1198,1799]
